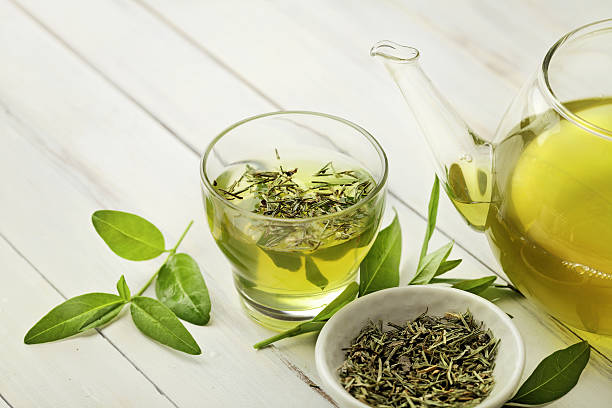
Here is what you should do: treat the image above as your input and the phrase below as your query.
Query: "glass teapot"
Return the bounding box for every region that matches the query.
[372,19,612,335]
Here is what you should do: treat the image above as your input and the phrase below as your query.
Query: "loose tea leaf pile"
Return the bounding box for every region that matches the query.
[338,311,498,408]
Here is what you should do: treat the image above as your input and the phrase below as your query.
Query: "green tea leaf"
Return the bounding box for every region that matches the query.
[24,293,126,344]
[452,276,497,295]
[313,282,359,321]
[130,296,201,355]
[313,235,359,260]
[263,249,302,271]
[435,259,462,276]
[116,275,131,300]
[359,212,401,297]
[92,210,165,261]
[156,253,211,325]
[409,242,453,285]
[510,341,590,405]
[305,256,328,290]
[253,282,358,349]
[418,176,439,270]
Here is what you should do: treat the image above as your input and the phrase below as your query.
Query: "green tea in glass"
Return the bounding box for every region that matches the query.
[200,112,387,330]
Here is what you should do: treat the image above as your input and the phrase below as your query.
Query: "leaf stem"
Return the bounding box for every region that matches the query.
[134,220,194,297]
[171,220,194,252]
[134,264,164,298]
[253,327,299,350]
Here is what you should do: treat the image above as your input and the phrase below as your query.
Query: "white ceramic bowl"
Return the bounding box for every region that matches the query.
[315,286,524,408]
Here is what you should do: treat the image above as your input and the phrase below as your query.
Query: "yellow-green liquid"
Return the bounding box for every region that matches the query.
[206,158,384,329]
[449,98,612,334]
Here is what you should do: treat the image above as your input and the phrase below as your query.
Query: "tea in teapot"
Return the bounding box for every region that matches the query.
[373,19,612,335]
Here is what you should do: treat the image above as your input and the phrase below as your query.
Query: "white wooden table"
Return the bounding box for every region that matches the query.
[1,1,611,407]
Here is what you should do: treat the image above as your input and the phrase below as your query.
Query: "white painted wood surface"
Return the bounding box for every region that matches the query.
[0,1,610,407]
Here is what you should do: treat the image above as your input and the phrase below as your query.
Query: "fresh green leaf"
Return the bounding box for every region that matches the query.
[156,253,211,325]
[116,275,131,300]
[24,293,126,344]
[510,341,590,405]
[452,276,497,295]
[253,282,358,349]
[92,210,165,261]
[417,176,440,270]
[409,242,454,285]
[130,296,201,355]
[305,256,328,290]
[359,212,401,297]
[435,259,462,276]
[313,282,359,321]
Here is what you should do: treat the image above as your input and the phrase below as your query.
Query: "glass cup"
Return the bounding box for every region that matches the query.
[200,111,388,330]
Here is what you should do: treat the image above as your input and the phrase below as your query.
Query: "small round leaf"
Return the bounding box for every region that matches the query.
[92,210,165,261]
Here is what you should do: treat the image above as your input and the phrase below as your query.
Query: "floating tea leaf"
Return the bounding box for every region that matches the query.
[305,256,328,290]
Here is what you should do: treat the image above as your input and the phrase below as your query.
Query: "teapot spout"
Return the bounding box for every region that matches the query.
[371,41,493,230]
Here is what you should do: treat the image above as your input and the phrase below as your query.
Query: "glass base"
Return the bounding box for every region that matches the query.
[236,280,355,332]
[239,295,317,332]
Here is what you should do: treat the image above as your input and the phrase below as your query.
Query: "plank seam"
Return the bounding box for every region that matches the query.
[0,230,67,299]
[132,0,283,111]
[272,347,339,407]
[0,392,15,408]
[0,230,182,408]
[95,331,180,408]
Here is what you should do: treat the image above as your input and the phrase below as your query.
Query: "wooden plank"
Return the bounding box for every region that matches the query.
[0,236,174,408]
[0,2,333,407]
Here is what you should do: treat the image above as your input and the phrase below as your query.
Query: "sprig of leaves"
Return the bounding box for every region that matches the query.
[410,176,462,285]
[409,176,520,296]
[24,210,210,355]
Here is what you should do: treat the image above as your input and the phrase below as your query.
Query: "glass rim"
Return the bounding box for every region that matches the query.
[539,18,612,141]
[200,110,389,224]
